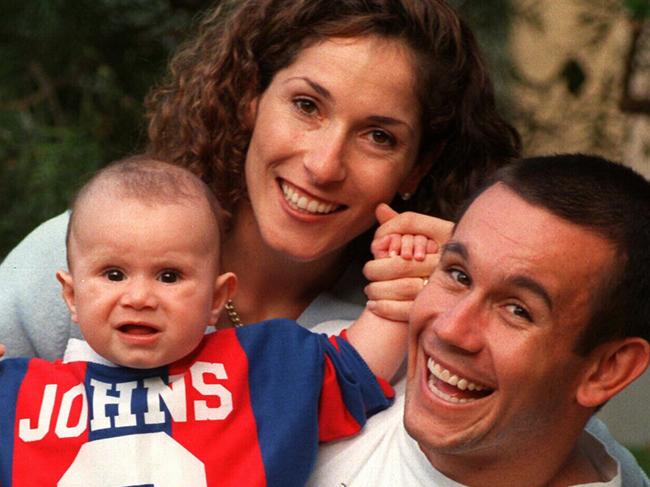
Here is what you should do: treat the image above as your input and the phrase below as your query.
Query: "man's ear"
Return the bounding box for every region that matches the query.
[576,338,650,408]
[56,270,79,323]
[210,272,237,325]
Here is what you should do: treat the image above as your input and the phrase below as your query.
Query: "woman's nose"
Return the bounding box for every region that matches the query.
[302,126,347,185]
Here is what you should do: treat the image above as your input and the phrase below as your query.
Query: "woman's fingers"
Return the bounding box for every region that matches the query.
[375,202,399,225]
[363,253,439,282]
[366,299,413,323]
[364,277,427,302]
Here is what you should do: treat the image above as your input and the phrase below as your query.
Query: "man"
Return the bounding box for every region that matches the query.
[310,154,650,486]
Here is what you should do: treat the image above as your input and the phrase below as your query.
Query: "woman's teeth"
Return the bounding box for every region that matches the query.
[281,182,338,214]
[427,357,492,404]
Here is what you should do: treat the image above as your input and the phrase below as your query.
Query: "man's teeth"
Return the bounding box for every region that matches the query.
[281,182,337,214]
[427,358,488,404]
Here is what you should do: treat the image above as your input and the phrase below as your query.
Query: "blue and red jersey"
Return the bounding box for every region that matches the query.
[0,318,393,486]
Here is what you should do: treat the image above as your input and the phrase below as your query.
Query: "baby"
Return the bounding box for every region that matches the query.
[0,156,429,486]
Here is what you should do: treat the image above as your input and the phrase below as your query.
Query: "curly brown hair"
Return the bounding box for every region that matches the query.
[145,0,521,222]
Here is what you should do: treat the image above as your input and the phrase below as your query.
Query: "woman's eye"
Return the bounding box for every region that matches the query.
[449,268,471,286]
[104,269,125,282]
[368,129,396,147]
[505,303,533,322]
[159,270,180,283]
[293,98,318,115]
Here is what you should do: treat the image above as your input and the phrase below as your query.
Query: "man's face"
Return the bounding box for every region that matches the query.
[405,183,616,462]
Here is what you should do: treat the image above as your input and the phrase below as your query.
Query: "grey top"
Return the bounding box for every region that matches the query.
[0,212,648,486]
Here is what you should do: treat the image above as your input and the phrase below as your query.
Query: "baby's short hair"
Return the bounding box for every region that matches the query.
[66,155,224,259]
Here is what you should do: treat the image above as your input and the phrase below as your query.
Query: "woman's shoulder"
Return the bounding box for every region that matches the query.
[2,212,70,265]
[0,212,77,360]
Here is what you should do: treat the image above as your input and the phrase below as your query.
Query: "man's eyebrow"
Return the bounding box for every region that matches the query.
[441,241,468,260]
[509,275,553,311]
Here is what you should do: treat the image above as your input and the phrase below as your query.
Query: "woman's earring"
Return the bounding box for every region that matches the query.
[400,192,412,201]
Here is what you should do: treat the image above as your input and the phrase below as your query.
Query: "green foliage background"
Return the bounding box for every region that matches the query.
[0,0,201,259]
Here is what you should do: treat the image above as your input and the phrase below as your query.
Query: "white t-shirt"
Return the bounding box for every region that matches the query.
[308,393,621,487]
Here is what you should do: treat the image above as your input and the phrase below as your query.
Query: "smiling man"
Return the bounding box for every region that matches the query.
[309,154,650,487]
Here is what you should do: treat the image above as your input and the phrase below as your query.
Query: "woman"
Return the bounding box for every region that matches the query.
[0,0,518,354]
[1,0,645,483]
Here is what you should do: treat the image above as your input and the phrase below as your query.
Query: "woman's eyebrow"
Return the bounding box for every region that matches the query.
[286,76,332,100]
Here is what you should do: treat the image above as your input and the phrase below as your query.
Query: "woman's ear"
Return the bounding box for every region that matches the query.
[244,97,259,130]
[56,270,79,323]
[576,338,650,408]
[398,143,445,196]
[210,272,238,324]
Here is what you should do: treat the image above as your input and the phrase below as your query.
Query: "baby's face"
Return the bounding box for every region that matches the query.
[61,194,229,368]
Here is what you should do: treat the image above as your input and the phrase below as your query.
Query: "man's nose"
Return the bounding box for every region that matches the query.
[433,295,485,354]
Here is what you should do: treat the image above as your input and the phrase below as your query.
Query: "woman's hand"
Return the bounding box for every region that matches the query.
[363,203,453,322]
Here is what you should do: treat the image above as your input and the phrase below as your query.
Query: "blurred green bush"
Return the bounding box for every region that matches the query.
[0,0,204,259]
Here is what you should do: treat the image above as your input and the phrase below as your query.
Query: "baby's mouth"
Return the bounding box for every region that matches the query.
[118,323,159,335]
[280,180,344,215]
[427,357,494,403]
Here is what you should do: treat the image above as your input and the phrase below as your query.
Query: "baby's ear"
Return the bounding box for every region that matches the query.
[56,270,79,323]
[210,272,237,324]
[576,337,650,408]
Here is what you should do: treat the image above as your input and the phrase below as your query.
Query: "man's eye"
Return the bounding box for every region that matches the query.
[506,304,533,322]
[158,270,180,283]
[449,268,471,286]
[293,98,318,115]
[105,269,125,281]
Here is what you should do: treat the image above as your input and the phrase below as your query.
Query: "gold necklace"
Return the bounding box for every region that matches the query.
[224,299,244,328]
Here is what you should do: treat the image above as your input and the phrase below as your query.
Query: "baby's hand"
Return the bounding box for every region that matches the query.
[364,233,436,322]
[370,233,438,261]
[363,204,452,322]
[0,343,5,359]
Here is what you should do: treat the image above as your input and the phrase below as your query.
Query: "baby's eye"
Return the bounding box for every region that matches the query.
[293,98,318,116]
[104,269,125,282]
[158,270,180,283]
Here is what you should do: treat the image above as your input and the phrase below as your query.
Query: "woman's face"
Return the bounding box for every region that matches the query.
[244,35,424,262]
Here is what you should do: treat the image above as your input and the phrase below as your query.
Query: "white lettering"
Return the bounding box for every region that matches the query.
[143,375,187,423]
[18,384,57,442]
[89,379,137,430]
[55,384,88,438]
[59,432,207,486]
[191,362,233,420]
[17,362,234,442]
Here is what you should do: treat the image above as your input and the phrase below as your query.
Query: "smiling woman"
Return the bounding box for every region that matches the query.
[242,36,424,265]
